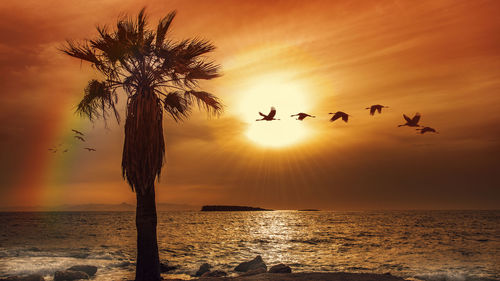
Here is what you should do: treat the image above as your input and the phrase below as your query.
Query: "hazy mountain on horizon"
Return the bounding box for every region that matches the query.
[0,202,199,212]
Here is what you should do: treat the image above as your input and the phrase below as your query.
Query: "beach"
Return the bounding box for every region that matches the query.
[165,272,407,281]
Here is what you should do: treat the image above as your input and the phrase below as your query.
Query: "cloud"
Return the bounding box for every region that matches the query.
[0,0,499,210]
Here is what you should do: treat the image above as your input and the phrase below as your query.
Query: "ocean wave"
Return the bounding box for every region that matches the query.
[289,238,331,245]
[0,247,131,261]
[0,256,137,280]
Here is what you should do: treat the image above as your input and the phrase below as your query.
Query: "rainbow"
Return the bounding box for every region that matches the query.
[10,106,89,210]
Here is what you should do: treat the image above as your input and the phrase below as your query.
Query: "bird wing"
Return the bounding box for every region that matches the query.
[412,113,421,124]
[370,106,376,115]
[268,107,276,118]
[403,114,412,123]
[330,112,341,122]
[259,112,267,117]
[376,106,382,113]
[341,113,349,122]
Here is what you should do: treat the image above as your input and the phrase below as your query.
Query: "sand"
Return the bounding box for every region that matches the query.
[165,272,407,281]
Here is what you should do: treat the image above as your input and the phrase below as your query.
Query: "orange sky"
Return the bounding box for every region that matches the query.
[0,0,499,210]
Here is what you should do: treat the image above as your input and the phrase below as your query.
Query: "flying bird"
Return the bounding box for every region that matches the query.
[256,107,280,121]
[72,129,84,136]
[63,149,68,153]
[329,111,350,123]
[416,127,438,134]
[366,104,388,115]
[398,113,421,127]
[74,136,85,142]
[291,113,316,121]
[48,148,57,153]
[84,147,96,152]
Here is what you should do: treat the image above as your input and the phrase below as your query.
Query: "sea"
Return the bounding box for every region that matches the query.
[0,210,498,281]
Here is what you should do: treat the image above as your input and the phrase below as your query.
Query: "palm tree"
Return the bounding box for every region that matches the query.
[61,8,222,281]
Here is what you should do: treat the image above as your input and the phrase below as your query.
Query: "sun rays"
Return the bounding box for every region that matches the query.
[237,73,316,148]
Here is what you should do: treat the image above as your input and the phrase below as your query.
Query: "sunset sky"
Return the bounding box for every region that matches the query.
[0,0,499,210]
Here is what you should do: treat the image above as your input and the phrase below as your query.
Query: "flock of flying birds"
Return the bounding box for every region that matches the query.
[256,104,439,134]
[48,104,437,154]
[48,129,97,154]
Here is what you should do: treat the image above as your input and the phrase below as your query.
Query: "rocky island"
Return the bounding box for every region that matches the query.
[201,205,273,211]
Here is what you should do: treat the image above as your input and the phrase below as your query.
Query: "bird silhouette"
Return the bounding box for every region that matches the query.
[329,111,350,123]
[74,136,85,142]
[72,129,84,136]
[48,148,57,153]
[84,147,96,152]
[398,113,421,127]
[416,126,438,134]
[291,113,316,121]
[256,107,280,121]
[63,149,69,153]
[366,104,388,115]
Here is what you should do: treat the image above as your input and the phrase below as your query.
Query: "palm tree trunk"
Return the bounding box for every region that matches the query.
[135,187,161,281]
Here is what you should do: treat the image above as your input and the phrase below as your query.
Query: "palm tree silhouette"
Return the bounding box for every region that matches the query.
[62,8,221,281]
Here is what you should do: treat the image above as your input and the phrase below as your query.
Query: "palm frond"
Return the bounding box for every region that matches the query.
[116,16,136,42]
[91,39,123,64]
[183,39,217,59]
[61,41,102,66]
[184,61,220,86]
[163,91,190,122]
[156,11,176,48]
[76,79,120,123]
[137,7,147,37]
[184,90,223,117]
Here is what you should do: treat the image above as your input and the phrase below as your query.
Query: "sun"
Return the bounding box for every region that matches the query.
[237,73,314,148]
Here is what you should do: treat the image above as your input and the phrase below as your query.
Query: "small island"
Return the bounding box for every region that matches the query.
[201,205,273,211]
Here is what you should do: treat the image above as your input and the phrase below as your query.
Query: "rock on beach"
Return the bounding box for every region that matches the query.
[234,255,267,272]
[53,270,89,281]
[66,266,97,277]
